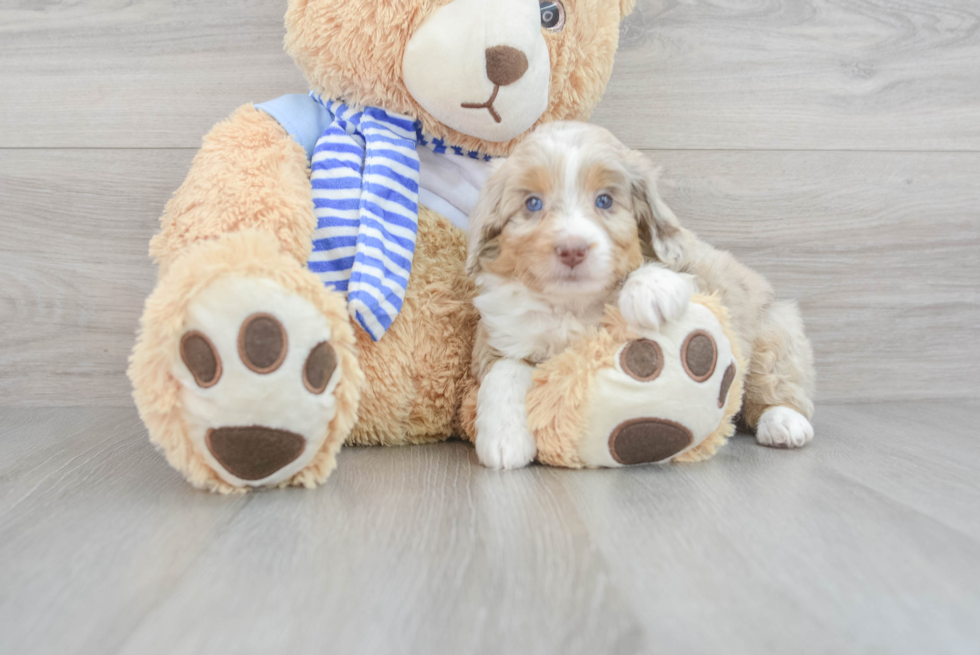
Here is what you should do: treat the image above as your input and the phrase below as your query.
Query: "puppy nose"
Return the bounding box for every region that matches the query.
[486,45,529,87]
[555,240,590,269]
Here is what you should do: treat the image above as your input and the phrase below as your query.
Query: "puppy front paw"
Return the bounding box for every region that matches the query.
[476,424,537,470]
[474,359,537,470]
[756,406,814,449]
[618,265,695,332]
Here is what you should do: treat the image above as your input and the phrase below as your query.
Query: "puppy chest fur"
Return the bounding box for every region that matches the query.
[473,275,613,364]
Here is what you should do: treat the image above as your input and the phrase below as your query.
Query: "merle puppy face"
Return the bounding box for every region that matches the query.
[467,122,685,298]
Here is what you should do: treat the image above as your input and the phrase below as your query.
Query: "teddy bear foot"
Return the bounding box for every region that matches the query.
[529,296,745,469]
[130,231,362,492]
[175,275,347,488]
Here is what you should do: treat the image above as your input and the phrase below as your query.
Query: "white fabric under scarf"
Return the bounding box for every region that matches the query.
[417,148,501,232]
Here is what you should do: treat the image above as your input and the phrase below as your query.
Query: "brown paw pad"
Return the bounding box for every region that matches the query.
[303,341,337,395]
[180,331,222,388]
[718,362,737,408]
[238,313,288,374]
[206,426,306,481]
[620,339,664,382]
[608,418,693,465]
[681,330,717,382]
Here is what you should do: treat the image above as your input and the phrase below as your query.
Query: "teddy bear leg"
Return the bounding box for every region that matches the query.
[528,297,745,469]
[130,105,365,491]
[741,300,816,449]
[130,230,363,493]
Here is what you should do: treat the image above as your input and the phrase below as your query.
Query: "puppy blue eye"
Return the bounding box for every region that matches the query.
[596,194,613,210]
[526,197,544,212]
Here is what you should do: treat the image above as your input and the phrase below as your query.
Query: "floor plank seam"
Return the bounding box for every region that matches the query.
[821,466,980,549]
[111,493,257,652]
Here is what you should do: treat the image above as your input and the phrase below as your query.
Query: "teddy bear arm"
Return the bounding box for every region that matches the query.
[150,105,315,274]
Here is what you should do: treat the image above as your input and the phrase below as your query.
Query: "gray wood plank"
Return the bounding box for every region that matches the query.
[0,0,306,149]
[1,0,978,150]
[0,407,251,655]
[2,149,977,406]
[654,149,980,403]
[808,401,980,541]
[597,0,980,151]
[114,444,643,655]
[0,149,192,406]
[1,403,978,655]
[557,411,980,654]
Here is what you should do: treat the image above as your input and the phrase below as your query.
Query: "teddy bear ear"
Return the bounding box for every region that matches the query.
[620,0,638,18]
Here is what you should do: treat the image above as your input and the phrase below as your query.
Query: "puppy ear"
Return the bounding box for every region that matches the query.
[627,151,687,267]
[466,172,508,276]
[620,0,637,18]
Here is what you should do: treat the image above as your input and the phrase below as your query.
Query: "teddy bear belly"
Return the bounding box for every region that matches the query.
[347,205,479,446]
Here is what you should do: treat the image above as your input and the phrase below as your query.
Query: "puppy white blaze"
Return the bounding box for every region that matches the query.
[403,0,550,142]
[548,145,613,289]
[553,210,611,278]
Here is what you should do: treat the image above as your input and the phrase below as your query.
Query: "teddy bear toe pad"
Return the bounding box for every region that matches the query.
[180,331,222,388]
[173,277,342,488]
[578,304,738,468]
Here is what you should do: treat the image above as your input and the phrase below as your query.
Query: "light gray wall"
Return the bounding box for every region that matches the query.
[1,0,978,406]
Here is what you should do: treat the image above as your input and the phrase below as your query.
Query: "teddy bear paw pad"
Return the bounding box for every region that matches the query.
[577,303,739,468]
[608,418,693,465]
[173,276,341,488]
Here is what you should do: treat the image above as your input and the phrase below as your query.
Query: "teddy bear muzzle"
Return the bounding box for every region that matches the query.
[402,0,551,142]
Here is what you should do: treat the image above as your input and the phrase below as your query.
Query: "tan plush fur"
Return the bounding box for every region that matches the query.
[348,207,479,446]
[129,230,363,493]
[285,0,630,158]
[150,105,316,275]
[526,319,619,468]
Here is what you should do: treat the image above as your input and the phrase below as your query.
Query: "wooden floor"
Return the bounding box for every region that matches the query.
[2,1,979,653]
[1,402,978,655]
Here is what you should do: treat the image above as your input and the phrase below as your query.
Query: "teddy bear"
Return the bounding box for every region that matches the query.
[129,0,744,493]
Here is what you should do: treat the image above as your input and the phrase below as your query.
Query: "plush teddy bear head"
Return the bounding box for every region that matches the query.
[284,0,636,158]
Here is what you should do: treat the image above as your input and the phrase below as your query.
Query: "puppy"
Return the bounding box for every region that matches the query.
[467,122,816,470]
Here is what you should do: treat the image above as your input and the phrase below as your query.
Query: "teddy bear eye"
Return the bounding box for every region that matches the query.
[596,194,613,210]
[526,197,544,212]
[540,1,566,33]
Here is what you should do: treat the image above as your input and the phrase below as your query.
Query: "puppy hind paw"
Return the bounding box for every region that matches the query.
[756,406,814,449]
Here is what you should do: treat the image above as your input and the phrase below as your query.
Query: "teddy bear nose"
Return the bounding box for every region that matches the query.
[485,45,529,87]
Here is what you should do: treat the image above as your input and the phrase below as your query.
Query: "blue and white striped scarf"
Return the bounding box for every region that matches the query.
[307,96,421,341]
